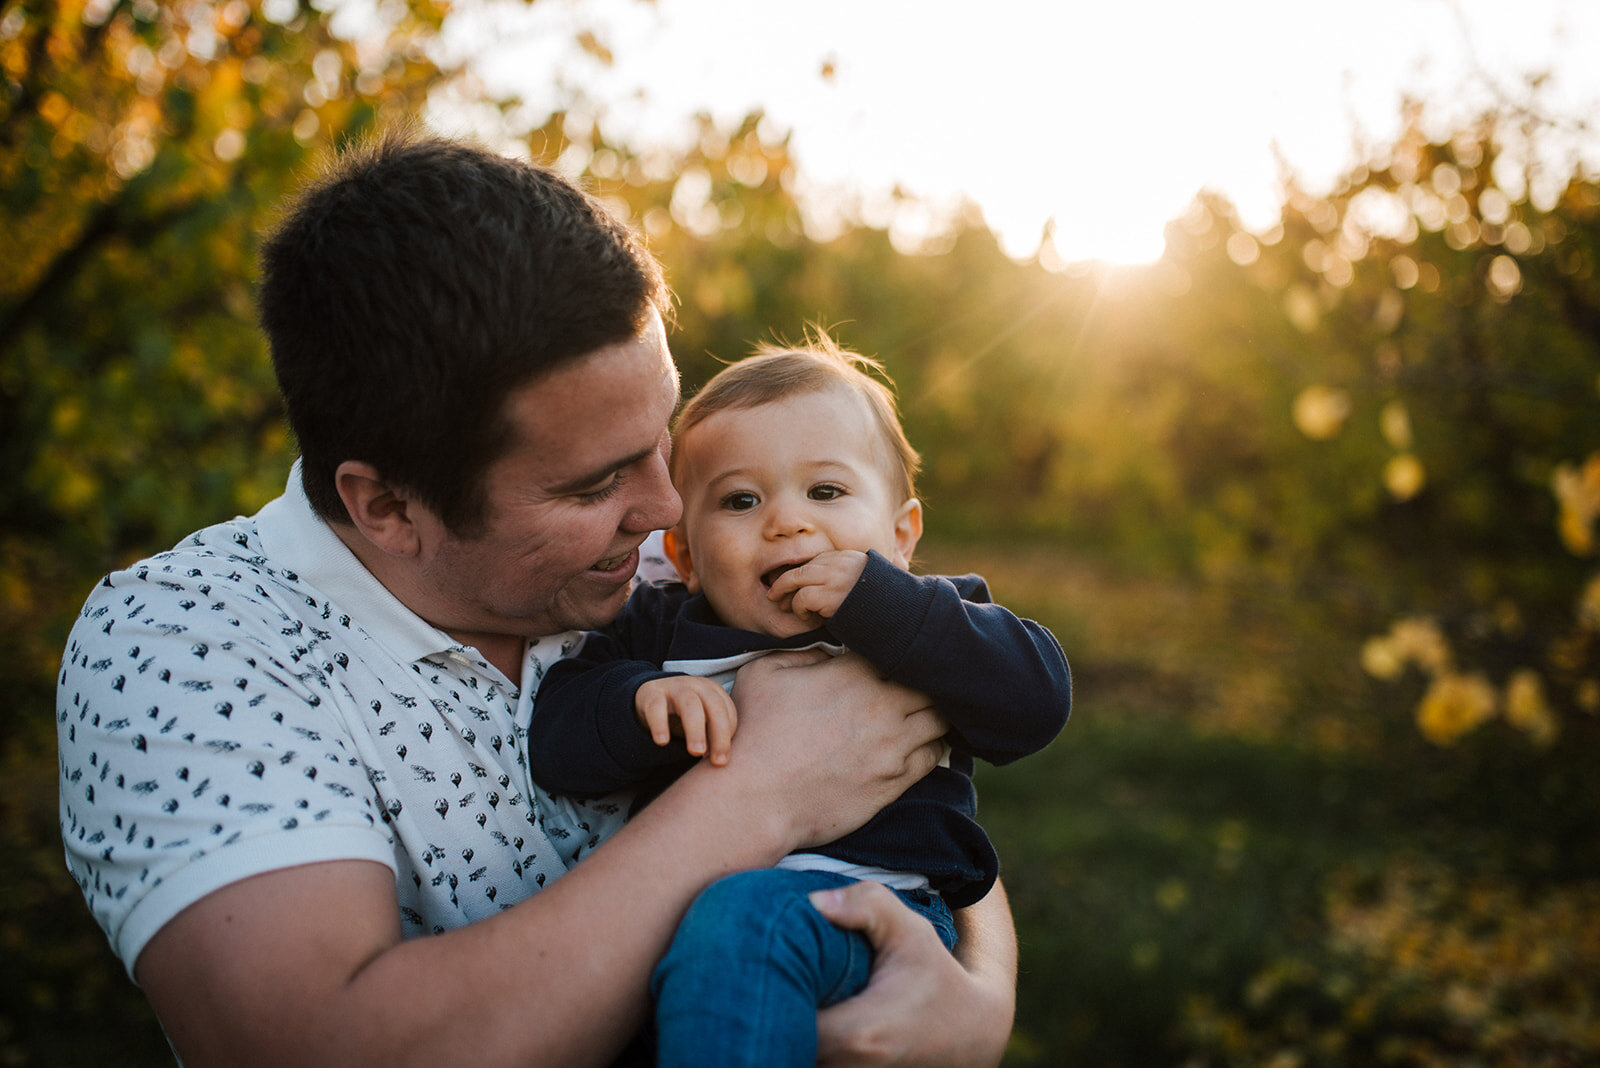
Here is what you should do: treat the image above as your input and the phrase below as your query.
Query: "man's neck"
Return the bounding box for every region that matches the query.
[327,523,527,682]
[458,634,528,685]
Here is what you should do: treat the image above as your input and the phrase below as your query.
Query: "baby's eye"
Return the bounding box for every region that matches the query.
[808,483,845,501]
[721,491,760,512]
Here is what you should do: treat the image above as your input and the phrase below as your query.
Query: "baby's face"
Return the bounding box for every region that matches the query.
[669,386,919,636]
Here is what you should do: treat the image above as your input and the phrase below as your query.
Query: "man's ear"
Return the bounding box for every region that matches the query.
[892,498,924,568]
[661,527,700,593]
[334,461,422,558]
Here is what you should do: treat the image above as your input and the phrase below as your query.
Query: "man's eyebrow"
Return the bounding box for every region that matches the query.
[548,446,656,495]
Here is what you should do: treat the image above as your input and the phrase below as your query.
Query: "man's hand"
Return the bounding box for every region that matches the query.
[726,649,946,850]
[635,675,739,765]
[812,881,1017,1067]
[767,550,869,627]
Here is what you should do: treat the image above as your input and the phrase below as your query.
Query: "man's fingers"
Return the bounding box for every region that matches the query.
[904,705,949,749]
[807,880,909,950]
[811,880,952,1065]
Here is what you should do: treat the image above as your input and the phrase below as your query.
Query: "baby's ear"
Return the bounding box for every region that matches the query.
[892,498,924,568]
[661,527,701,592]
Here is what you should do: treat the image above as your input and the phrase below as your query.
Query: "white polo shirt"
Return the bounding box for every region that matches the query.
[57,464,628,977]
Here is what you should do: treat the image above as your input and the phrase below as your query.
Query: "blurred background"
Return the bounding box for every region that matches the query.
[3,0,1597,1063]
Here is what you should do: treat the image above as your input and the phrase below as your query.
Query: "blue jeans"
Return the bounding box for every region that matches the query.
[650,867,958,1068]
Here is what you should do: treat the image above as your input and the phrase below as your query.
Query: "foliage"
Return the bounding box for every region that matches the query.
[1,0,450,745]
[1182,861,1600,1066]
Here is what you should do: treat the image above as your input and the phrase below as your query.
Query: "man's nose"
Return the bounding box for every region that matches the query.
[623,449,682,533]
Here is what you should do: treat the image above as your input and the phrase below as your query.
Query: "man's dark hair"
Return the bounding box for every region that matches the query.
[258,126,670,532]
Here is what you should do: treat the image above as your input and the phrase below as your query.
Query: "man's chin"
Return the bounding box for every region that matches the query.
[544,582,633,635]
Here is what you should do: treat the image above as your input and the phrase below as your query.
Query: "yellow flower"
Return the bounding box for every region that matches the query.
[1504,670,1558,747]
[1415,672,1496,745]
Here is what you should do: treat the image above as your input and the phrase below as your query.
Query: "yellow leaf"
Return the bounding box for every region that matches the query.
[1384,453,1426,501]
[1292,385,1350,440]
[39,90,71,127]
[1504,670,1557,746]
[1390,616,1451,674]
[1578,574,1600,631]
[1379,400,1412,450]
[1361,636,1404,679]
[1552,453,1600,555]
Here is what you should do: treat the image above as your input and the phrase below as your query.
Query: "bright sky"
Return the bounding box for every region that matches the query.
[439,0,1600,264]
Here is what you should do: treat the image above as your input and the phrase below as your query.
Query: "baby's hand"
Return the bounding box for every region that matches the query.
[635,675,739,766]
[767,550,869,626]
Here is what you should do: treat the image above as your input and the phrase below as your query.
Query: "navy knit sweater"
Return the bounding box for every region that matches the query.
[529,550,1071,908]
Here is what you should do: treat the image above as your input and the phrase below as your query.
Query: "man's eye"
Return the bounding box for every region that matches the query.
[721,491,759,511]
[809,484,844,501]
[576,474,622,502]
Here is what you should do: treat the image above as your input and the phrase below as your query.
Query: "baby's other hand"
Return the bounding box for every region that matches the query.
[635,676,739,765]
[768,550,868,624]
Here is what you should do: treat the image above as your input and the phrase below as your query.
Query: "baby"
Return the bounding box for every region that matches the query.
[530,336,1071,1066]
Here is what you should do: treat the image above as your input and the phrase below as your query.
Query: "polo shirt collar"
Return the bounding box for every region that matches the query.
[254,460,463,667]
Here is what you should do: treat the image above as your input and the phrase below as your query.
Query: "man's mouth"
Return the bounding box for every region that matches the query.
[593,549,633,572]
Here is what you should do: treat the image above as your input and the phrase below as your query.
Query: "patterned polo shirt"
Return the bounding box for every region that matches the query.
[57,464,628,977]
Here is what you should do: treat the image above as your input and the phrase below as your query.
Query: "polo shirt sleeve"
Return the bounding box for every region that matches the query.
[57,555,394,979]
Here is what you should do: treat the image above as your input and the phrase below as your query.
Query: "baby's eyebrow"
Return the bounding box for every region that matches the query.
[704,467,754,490]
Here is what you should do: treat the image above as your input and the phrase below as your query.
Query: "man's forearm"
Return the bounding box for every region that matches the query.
[358,761,803,1064]
[140,759,801,1068]
[954,878,1018,991]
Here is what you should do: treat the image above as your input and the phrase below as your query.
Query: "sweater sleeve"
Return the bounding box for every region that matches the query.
[527,586,698,796]
[825,551,1071,765]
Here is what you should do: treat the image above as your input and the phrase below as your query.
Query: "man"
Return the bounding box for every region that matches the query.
[58,129,1016,1065]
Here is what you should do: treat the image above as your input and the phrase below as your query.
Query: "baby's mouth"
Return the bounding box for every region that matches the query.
[761,562,804,589]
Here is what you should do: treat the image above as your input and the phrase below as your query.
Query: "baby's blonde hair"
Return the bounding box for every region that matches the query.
[673,332,921,502]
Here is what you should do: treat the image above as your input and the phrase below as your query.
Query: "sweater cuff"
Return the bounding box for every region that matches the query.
[598,671,691,775]
[827,550,937,672]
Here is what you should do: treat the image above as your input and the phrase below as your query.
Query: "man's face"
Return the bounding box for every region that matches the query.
[669,384,921,637]
[418,312,682,645]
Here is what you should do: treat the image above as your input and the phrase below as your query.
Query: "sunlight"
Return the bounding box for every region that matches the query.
[451,0,1600,267]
